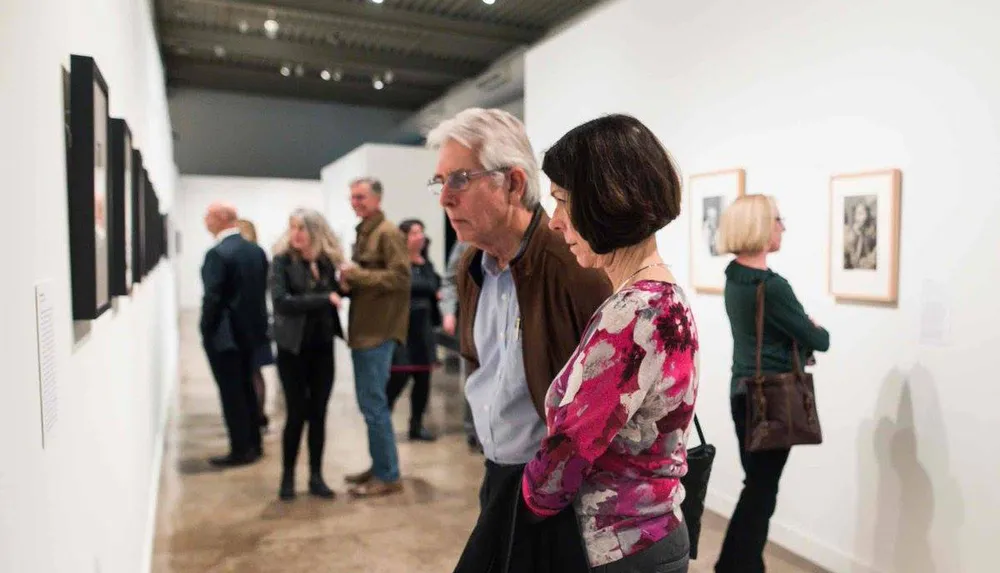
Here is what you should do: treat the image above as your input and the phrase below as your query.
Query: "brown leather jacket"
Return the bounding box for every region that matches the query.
[456,207,612,418]
[345,211,411,350]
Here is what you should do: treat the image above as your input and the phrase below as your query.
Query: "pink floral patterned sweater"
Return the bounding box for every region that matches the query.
[521,280,699,567]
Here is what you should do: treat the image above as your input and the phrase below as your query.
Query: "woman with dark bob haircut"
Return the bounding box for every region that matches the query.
[520,114,700,572]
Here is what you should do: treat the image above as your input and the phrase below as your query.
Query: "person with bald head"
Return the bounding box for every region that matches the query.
[201,201,270,467]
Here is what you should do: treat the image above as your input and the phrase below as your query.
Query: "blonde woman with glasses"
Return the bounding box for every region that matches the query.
[270,208,346,501]
[713,195,830,573]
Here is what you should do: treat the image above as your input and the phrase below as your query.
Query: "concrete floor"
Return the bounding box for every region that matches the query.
[151,311,827,572]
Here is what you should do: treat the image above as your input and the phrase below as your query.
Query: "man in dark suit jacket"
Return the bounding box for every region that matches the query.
[200,202,270,467]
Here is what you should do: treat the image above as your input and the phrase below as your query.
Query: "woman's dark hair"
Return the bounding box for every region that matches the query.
[541,114,682,254]
[399,218,430,260]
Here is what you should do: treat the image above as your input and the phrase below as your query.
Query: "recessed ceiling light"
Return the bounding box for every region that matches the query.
[383,70,394,84]
[294,64,305,77]
[280,65,291,77]
[371,0,384,4]
[333,69,343,81]
[320,69,332,81]
[482,0,496,5]
[238,20,250,34]
[213,45,226,58]
[264,18,280,39]
[373,78,385,90]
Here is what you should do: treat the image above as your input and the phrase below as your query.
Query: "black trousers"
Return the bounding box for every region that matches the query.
[454,461,590,573]
[715,396,791,573]
[386,370,431,430]
[276,345,335,472]
[206,348,261,456]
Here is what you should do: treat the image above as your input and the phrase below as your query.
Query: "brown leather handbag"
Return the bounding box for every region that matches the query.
[745,280,823,452]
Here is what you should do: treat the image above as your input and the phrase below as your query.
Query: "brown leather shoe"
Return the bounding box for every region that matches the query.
[348,478,403,498]
[344,468,374,485]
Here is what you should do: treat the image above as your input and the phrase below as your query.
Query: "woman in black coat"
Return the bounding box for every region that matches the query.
[386,219,442,441]
[270,208,345,501]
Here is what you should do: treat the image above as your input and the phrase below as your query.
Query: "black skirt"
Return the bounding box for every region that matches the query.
[393,306,435,368]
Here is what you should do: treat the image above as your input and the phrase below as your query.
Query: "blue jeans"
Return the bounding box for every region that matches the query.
[351,340,400,482]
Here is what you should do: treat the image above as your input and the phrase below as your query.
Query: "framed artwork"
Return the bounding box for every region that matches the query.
[828,169,902,303]
[67,54,111,320]
[688,168,746,293]
[131,149,144,284]
[109,118,132,296]
[141,168,151,277]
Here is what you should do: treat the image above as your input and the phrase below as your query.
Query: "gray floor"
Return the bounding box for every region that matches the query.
[152,311,827,572]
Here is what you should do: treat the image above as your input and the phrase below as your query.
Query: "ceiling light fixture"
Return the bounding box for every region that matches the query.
[333,68,344,82]
[482,0,496,5]
[294,64,305,77]
[320,69,332,81]
[373,77,385,90]
[383,70,394,84]
[280,65,291,77]
[371,0,384,4]
[264,10,280,39]
[213,45,226,58]
[238,20,250,33]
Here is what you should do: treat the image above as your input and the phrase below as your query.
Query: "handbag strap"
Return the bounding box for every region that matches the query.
[754,281,766,378]
[755,279,804,376]
[692,414,707,446]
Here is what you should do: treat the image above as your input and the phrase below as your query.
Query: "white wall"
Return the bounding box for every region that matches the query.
[175,175,325,309]
[0,0,179,572]
[525,1,999,571]
[321,143,445,272]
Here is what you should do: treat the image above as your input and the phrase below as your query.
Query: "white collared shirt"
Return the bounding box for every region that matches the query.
[214,226,241,245]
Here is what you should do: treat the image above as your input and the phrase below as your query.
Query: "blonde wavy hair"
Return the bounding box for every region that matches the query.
[273,208,345,265]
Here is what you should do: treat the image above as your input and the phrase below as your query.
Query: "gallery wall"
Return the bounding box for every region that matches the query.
[321,143,446,272]
[524,0,999,571]
[175,175,325,309]
[0,0,180,572]
[168,88,410,179]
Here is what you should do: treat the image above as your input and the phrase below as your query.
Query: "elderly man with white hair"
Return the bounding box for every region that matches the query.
[426,108,611,572]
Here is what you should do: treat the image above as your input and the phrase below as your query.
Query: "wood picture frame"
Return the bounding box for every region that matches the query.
[67,54,111,320]
[688,168,746,294]
[827,169,902,303]
[109,118,132,297]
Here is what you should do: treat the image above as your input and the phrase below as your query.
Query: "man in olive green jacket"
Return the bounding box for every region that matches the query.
[339,177,410,496]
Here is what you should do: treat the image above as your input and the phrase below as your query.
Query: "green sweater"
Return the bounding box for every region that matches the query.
[724,261,830,397]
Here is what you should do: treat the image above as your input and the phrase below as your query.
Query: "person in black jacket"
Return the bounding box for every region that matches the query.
[270,208,346,501]
[200,202,270,467]
[386,219,442,441]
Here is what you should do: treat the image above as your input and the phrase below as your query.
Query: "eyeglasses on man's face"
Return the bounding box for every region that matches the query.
[427,168,507,196]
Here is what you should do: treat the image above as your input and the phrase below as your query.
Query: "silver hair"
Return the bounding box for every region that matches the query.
[350,176,383,196]
[273,207,345,264]
[426,107,540,208]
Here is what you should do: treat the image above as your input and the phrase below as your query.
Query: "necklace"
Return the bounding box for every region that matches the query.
[616,262,669,293]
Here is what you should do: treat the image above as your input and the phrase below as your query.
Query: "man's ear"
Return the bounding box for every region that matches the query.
[507,168,527,205]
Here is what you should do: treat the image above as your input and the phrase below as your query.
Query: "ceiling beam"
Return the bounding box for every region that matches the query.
[166,59,436,109]
[205,0,541,45]
[161,24,480,83]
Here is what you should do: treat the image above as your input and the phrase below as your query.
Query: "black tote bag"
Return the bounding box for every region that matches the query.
[680,415,715,560]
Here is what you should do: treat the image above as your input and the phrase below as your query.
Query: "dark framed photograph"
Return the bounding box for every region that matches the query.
[109,118,133,297]
[160,213,169,261]
[141,168,152,277]
[143,172,160,275]
[68,54,111,320]
[131,149,144,284]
